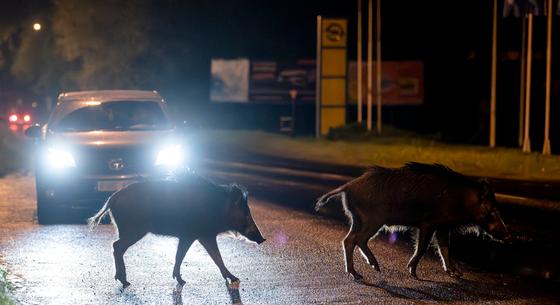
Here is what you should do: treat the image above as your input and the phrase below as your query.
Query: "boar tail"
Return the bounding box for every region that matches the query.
[315,184,347,211]
[87,192,116,229]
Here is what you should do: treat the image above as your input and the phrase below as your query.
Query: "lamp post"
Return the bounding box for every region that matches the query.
[367,0,373,131]
[542,0,553,155]
[489,0,497,147]
[357,0,363,124]
[522,12,533,153]
[289,89,298,137]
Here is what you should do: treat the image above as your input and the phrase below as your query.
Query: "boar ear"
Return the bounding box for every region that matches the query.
[229,184,245,206]
[478,178,495,199]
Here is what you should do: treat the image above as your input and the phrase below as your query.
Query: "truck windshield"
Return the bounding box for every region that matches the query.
[51,101,172,132]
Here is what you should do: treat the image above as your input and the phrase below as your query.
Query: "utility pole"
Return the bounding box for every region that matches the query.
[367,0,373,131]
[375,0,382,134]
[542,0,553,155]
[357,0,363,124]
[489,0,497,147]
[519,17,527,147]
[522,13,533,153]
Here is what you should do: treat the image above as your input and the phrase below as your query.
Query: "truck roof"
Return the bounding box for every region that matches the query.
[58,90,163,103]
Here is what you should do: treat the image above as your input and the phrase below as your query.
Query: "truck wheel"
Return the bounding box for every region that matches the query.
[37,195,61,224]
[36,181,61,224]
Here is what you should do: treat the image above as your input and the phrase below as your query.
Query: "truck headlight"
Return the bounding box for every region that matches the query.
[46,148,76,169]
[155,145,185,168]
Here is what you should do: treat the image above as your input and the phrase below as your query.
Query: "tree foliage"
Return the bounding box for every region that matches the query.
[9,0,151,94]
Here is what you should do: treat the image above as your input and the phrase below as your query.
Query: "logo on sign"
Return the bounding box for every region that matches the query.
[326,23,344,42]
[108,158,124,171]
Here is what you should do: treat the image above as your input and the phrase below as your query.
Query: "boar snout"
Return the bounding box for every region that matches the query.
[245,227,266,244]
[255,236,266,245]
[486,220,512,243]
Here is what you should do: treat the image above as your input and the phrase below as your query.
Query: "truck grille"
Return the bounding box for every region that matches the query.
[75,146,155,175]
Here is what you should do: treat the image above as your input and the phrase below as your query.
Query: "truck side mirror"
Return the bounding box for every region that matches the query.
[25,124,42,138]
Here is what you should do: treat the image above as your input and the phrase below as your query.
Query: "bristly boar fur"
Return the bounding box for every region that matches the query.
[316,162,511,281]
[88,173,266,288]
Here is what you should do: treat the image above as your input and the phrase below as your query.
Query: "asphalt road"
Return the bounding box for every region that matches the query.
[1,173,559,305]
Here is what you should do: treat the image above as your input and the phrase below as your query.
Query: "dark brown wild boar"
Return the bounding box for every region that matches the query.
[88,174,266,288]
[315,162,512,281]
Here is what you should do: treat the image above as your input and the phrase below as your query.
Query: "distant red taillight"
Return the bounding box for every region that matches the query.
[23,114,31,122]
[9,114,18,123]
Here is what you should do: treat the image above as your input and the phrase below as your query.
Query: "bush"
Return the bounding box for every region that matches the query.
[0,267,16,305]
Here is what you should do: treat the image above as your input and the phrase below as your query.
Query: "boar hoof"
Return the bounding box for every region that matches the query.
[173,273,186,286]
[226,275,240,283]
[407,266,418,279]
[350,273,363,282]
[372,265,381,272]
[115,276,131,288]
[446,269,463,278]
[227,279,240,289]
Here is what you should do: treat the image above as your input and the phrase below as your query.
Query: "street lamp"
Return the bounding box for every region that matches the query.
[33,23,42,31]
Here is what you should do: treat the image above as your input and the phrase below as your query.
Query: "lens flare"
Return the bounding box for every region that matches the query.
[46,148,76,169]
[155,145,186,168]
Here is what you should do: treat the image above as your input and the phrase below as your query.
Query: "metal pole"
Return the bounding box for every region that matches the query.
[519,16,527,147]
[375,0,382,134]
[291,93,296,137]
[367,0,373,131]
[316,16,322,138]
[522,13,533,153]
[357,0,363,124]
[490,0,497,147]
[542,0,553,155]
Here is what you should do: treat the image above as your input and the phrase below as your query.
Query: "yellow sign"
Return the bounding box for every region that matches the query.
[316,17,348,136]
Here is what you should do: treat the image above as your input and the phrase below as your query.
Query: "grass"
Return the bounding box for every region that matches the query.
[0,267,16,305]
[194,129,560,181]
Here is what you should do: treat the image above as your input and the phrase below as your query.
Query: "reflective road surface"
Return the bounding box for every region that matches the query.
[0,174,558,304]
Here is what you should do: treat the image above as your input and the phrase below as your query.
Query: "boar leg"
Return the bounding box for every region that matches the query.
[355,224,382,272]
[172,238,195,286]
[343,219,363,280]
[199,237,239,283]
[113,233,145,288]
[407,226,435,279]
[435,229,462,278]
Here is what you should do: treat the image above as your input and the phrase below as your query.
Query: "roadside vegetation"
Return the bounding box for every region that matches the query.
[0,127,28,177]
[196,129,560,181]
[0,267,16,305]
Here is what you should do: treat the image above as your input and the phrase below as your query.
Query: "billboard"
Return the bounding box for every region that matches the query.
[249,60,316,102]
[210,59,250,102]
[210,58,423,106]
[348,61,424,105]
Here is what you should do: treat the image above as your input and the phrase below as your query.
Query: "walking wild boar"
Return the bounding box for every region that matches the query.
[88,174,266,288]
[315,162,512,281]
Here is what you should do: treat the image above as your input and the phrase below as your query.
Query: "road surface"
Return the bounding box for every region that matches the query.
[0,173,558,305]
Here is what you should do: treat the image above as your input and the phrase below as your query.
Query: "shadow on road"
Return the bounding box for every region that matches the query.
[358,278,519,303]
[171,281,243,305]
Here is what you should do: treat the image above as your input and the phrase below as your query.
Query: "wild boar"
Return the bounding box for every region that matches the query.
[315,162,511,281]
[88,174,266,288]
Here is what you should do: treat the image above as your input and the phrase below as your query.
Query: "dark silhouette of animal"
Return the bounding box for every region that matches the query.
[89,174,266,288]
[315,162,511,280]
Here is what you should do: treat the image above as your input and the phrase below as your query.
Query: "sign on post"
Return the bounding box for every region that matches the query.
[316,17,348,137]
